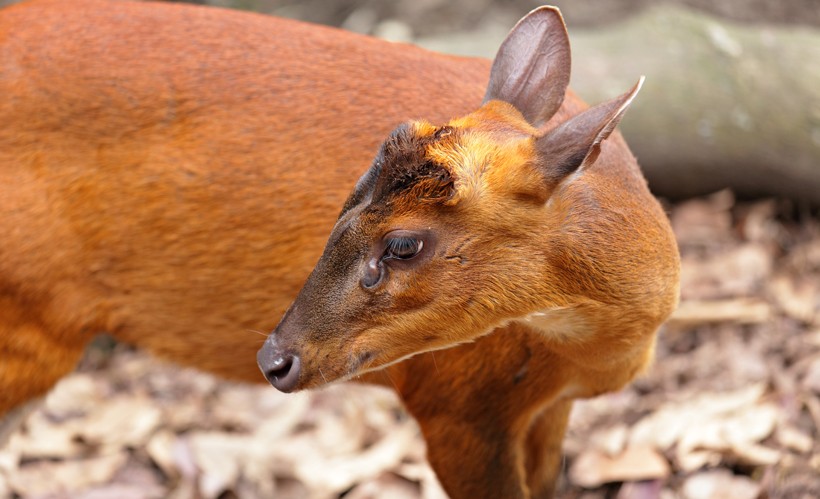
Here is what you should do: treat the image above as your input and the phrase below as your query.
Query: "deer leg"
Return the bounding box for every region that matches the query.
[523,399,573,499]
[383,322,577,499]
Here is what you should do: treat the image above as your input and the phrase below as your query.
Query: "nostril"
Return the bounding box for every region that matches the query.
[266,355,293,380]
[262,353,301,393]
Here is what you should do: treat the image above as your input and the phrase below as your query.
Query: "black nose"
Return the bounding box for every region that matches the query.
[257,340,301,393]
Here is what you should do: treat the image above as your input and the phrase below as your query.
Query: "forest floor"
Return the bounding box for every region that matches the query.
[1,191,818,499]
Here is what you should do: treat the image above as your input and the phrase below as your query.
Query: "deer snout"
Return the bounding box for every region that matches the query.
[257,337,301,393]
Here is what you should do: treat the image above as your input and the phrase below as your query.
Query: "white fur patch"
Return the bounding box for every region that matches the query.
[519,306,592,343]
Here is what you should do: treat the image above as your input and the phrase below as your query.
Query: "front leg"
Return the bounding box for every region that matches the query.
[421,412,529,499]
[382,322,579,499]
[524,399,573,499]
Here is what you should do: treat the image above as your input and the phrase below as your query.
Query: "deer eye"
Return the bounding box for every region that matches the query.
[383,236,423,260]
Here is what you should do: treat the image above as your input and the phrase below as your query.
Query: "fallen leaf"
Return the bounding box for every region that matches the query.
[77,398,162,449]
[189,432,250,498]
[590,424,629,457]
[8,451,128,496]
[43,374,101,418]
[344,472,420,499]
[671,190,734,246]
[630,384,767,451]
[679,244,772,300]
[770,275,818,324]
[676,402,778,470]
[396,462,448,499]
[569,445,670,488]
[682,470,760,499]
[676,449,723,472]
[616,480,664,499]
[146,430,179,479]
[15,411,85,460]
[294,423,419,493]
[730,442,782,466]
[776,426,814,454]
[801,356,820,393]
[171,434,199,481]
[212,383,292,431]
[164,478,199,499]
[739,200,778,243]
[0,473,9,499]
[71,483,166,499]
[722,403,779,445]
[0,448,16,475]
[253,391,312,441]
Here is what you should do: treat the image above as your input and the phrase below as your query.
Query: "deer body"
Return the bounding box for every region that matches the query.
[0,0,487,392]
[1,1,679,497]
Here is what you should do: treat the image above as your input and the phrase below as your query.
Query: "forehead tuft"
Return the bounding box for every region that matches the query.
[370,122,454,206]
[364,106,534,212]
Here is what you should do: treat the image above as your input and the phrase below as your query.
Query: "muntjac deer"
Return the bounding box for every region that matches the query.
[0,0,679,497]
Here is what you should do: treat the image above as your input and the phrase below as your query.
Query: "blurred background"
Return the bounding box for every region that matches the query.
[0,0,818,498]
[159,0,820,206]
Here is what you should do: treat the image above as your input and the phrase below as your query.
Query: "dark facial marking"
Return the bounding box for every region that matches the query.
[369,124,455,207]
[339,159,382,219]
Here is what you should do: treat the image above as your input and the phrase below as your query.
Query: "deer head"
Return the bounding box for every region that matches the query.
[258,6,643,392]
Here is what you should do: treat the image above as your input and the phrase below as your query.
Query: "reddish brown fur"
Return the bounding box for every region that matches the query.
[0,1,679,498]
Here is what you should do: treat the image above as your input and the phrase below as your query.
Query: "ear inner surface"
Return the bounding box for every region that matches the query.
[536,76,644,182]
[483,6,571,128]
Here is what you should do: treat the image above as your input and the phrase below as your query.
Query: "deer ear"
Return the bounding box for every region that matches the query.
[536,77,644,182]
[483,6,571,128]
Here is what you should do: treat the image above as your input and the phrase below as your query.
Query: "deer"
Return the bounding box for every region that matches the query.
[0,0,680,497]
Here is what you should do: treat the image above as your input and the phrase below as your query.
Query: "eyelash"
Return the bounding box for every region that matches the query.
[384,237,423,260]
